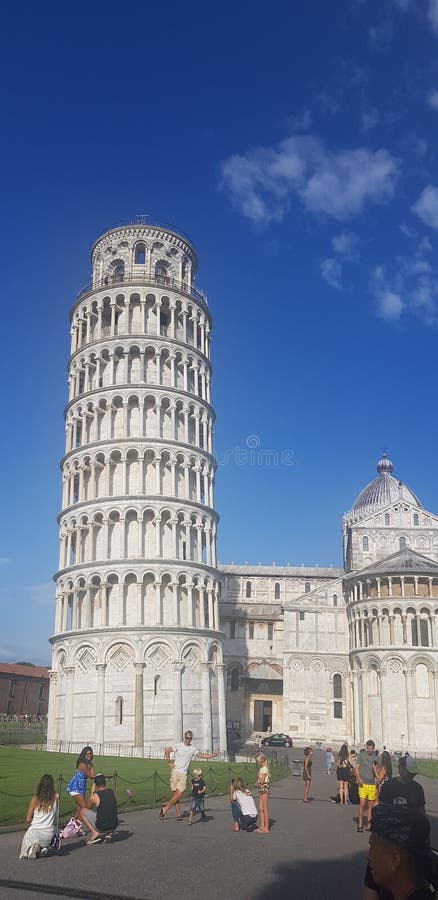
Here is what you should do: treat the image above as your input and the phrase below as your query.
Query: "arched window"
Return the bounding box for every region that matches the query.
[333,593,338,607]
[274,582,280,600]
[413,513,419,526]
[333,674,342,699]
[115,696,123,725]
[400,536,406,550]
[245,581,252,598]
[134,242,146,265]
[155,260,169,282]
[304,582,311,593]
[230,668,240,692]
[384,513,390,526]
[112,262,125,283]
[363,536,369,551]
[154,675,160,696]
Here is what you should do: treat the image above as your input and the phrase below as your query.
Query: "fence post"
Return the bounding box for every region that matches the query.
[113,770,118,799]
[153,769,158,804]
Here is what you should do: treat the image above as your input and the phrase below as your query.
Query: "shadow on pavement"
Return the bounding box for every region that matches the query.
[254,849,367,900]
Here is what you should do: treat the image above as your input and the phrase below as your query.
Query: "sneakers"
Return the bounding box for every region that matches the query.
[103,834,112,843]
[28,843,41,859]
[39,847,49,857]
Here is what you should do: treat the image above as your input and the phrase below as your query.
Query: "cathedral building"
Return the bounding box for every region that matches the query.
[47,221,438,755]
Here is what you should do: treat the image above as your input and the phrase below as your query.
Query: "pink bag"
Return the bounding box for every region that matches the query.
[58,817,85,839]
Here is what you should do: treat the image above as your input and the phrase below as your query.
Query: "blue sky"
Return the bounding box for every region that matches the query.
[2,0,438,663]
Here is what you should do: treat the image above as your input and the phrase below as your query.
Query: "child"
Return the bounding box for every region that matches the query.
[255,753,270,833]
[188,768,206,824]
[303,746,313,802]
[325,747,334,776]
[230,777,258,832]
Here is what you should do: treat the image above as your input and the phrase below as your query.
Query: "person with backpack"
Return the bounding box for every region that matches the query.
[19,774,58,859]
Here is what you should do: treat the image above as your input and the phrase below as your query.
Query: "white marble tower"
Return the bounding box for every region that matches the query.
[48,221,227,754]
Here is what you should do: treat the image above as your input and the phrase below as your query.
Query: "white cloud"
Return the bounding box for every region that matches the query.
[377,291,404,320]
[221,135,399,224]
[427,90,438,109]
[429,0,438,31]
[370,240,438,325]
[331,230,359,258]
[412,185,438,229]
[320,258,343,289]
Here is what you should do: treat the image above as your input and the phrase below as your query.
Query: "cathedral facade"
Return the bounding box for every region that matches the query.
[47,221,438,755]
[221,455,438,754]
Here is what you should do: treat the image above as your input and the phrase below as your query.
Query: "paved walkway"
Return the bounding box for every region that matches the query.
[2,751,438,900]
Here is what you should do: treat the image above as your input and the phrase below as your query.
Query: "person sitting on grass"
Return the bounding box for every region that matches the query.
[80,774,118,845]
[188,768,207,825]
[230,778,258,832]
[19,774,58,859]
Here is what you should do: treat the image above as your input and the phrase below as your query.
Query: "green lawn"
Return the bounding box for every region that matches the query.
[0,747,288,827]
[417,759,438,779]
[0,722,47,746]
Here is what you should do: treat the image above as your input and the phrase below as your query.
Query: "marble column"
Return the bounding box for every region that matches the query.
[404,669,414,748]
[47,670,58,743]
[172,661,184,743]
[134,663,145,749]
[201,661,212,750]
[64,667,75,744]
[95,664,106,748]
[352,670,361,745]
[216,664,227,753]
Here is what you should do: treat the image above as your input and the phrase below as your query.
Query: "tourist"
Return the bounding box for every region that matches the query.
[326,747,335,776]
[66,746,95,822]
[80,774,118,845]
[19,774,58,859]
[230,777,258,832]
[303,746,313,803]
[188,768,207,825]
[379,755,425,812]
[336,743,351,805]
[363,755,427,899]
[159,730,219,821]
[375,750,393,796]
[355,739,378,832]
[255,753,270,833]
[367,803,438,900]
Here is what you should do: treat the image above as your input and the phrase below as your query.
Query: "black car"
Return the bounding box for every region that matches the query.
[261,733,293,748]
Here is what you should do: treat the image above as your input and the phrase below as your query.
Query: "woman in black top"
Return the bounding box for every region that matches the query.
[336,743,351,805]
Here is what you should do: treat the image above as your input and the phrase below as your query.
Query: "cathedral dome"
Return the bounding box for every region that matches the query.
[349,454,422,520]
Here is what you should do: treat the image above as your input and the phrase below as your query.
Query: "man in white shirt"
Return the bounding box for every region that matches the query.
[159,730,219,821]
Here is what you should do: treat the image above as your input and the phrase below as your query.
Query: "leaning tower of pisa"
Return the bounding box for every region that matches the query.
[47,221,227,754]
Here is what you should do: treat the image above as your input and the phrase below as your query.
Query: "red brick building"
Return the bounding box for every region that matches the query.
[0,663,49,719]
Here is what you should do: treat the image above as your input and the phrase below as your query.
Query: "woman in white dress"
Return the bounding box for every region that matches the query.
[19,774,58,859]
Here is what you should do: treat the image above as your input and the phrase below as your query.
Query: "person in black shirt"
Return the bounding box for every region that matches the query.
[81,774,118,844]
[367,803,438,900]
[364,755,426,900]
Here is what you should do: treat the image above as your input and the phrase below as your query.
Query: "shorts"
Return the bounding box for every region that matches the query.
[258,784,270,795]
[170,770,187,793]
[68,791,83,797]
[337,768,350,782]
[303,772,311,782]
[190,797,205,813]
[358,783,377,802]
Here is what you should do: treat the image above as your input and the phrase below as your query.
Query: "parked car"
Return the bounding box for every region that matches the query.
[261,733,293,748]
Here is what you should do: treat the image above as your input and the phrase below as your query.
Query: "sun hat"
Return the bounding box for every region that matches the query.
[371,803,437,859]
